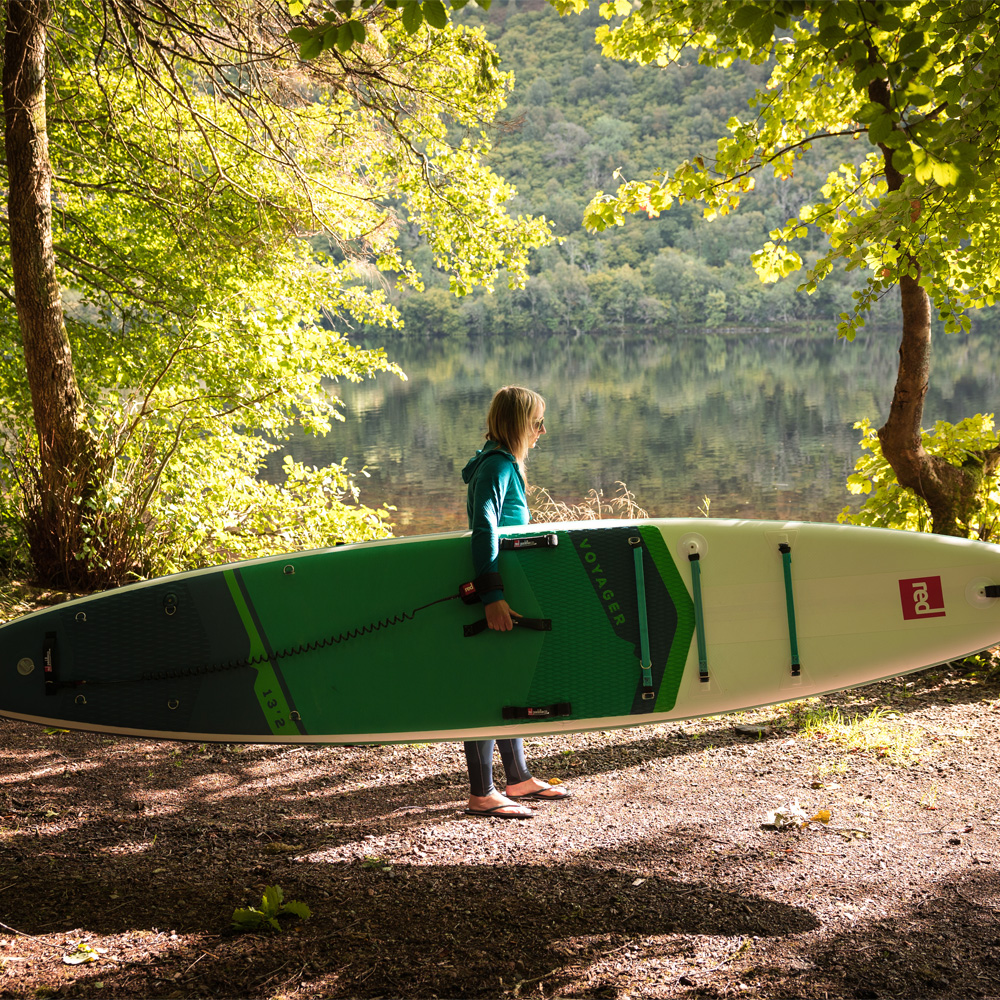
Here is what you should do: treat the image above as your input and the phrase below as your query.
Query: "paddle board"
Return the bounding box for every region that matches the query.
[2,519,999,743]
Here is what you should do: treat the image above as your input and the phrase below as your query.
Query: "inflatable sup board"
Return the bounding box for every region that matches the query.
[2,519,1000,743]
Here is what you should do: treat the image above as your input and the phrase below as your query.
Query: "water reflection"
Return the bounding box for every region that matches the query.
[268,329,1000,536]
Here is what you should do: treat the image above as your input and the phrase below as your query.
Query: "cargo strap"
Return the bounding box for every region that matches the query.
[688,554,709,683]
[779,543,801,676]
[464,617,552,637]
[629,536,654,701]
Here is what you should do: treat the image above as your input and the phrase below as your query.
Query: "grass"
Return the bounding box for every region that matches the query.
[776,699,923,764]
[529,481,649,523]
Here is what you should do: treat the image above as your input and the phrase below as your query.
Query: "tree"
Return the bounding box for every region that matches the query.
[560,0,1000,535]
[1,0,551,587]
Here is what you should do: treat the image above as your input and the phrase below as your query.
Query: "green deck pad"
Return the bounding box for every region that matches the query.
[234,535,549,733]
[516,525,694,719]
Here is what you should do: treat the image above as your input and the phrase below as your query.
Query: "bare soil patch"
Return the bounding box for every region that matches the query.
[2,584,1000,998]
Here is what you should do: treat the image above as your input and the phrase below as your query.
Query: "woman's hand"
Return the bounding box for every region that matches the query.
[485,599,521,632]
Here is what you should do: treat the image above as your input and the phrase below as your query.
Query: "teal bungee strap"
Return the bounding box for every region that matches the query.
[688,554,709,682]
[779,543,801,676]
[629,536,654,700]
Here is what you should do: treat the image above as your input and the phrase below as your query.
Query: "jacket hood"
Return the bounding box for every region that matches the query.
[462,441,517,484]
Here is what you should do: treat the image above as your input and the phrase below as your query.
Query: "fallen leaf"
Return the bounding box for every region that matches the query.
[63,943,102,966]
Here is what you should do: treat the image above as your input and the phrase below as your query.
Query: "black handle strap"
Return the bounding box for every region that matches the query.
[464,617,552,637]
[43,631,58,696]
[502,701,571,720]
[499,533,559,550]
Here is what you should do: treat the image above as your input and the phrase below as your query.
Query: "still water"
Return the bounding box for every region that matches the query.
[270,328,1000,536]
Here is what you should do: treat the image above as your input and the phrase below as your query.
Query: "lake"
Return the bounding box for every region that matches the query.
[267,328,1000,536]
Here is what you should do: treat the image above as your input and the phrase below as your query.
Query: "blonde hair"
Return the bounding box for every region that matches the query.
[486,385,545,467]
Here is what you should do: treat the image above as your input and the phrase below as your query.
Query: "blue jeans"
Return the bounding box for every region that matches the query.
[464,739,533,797]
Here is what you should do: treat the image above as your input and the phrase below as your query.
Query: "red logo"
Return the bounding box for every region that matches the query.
[899,577,946,620]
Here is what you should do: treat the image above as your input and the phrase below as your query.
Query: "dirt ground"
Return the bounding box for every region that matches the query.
[3,646,1000,1000]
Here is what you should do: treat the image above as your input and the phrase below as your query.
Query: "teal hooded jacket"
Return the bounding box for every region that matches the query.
[462,442,529,605]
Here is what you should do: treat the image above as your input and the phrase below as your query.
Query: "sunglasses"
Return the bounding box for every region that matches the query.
[532,418,546,431]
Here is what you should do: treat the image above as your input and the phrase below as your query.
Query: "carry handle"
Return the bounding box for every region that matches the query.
[464,617,552,637]
[499,533,558,550]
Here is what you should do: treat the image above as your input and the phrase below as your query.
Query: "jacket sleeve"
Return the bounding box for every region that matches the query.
[468,455,514,605]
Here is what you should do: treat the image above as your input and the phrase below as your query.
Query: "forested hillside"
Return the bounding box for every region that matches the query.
[365,1,921,336]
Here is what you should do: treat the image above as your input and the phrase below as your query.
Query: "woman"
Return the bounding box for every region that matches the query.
[460,385,572,820]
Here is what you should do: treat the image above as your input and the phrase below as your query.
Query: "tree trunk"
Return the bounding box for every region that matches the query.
[869,76,1000,537]
[876,275,1000,536]
[4,0,97,584]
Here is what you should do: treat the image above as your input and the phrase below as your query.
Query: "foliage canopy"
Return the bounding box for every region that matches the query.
[535,0,1000,536]
[0,0,551,585]
[556,0,1000,340]
[842,415,1000,541]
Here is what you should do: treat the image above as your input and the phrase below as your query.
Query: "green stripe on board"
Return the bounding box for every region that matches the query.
[224,570,302,737]
[640,525,696,713]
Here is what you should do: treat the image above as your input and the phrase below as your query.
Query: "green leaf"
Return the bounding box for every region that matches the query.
[907,86,933,106]
[868,113,895,145]
[232,908,262,929]
[322,24,340,50]
[336,23,355,51]
[931,160,959,186]
[299,35,322,60]
[401,1,423,32]
[854,101,885,124]
[747,15,773,48]
[891,145,913,172]
[232,884,312,934]
[422,0,448,29]
[730,5,763,28]
[898,30,924,56]
[262,885,284,916]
